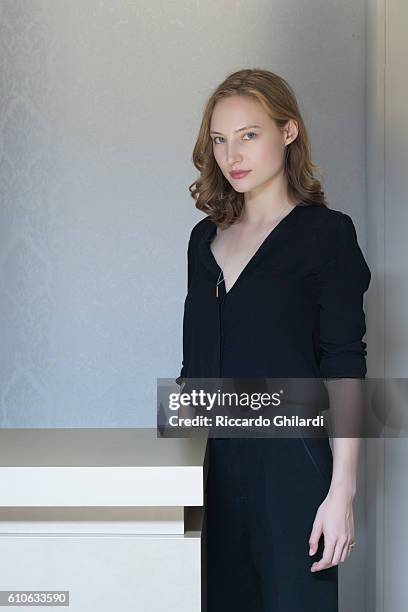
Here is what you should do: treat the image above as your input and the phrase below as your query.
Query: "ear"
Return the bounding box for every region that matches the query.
[284,119,299,145]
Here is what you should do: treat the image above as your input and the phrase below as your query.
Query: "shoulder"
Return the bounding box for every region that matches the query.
[187,206,357,243]
[296,204,366,275]
[297,203,357,239]
[188,215,215,244]
[297,202,349,223]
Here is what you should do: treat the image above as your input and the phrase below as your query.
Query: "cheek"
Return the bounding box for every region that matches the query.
[254,140,282,169]
[213,147,223,168]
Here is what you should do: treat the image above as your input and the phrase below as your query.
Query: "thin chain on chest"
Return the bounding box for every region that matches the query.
[213,205,293,297]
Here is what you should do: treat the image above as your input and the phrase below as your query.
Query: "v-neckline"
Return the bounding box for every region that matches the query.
[207,204,301,296]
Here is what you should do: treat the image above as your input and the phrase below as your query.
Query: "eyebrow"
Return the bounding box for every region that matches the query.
[209,124,262,135]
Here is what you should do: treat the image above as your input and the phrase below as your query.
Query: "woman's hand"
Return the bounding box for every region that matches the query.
[308,484,355,572]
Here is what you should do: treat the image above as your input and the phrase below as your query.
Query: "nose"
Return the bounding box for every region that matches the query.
[225,142,243,167]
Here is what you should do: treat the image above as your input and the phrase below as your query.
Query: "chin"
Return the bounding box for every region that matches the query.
[228,179,254,192]
[233,181,257,194]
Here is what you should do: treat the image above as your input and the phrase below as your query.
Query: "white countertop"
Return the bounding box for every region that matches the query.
[0,429,209,507]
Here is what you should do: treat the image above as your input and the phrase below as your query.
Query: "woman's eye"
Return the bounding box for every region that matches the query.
[212,132,257,145]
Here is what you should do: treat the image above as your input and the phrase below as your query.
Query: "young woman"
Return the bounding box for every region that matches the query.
[176,69,371,611]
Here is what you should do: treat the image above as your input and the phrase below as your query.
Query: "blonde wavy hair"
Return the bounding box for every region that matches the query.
[188,68,327,228]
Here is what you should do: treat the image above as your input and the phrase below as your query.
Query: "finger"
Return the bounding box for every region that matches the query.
[341,543,350,563]
[311,537,335,572]
[346,535,356,560]
[332,538,347,566]
[309,521,323,556]
[345,524,355,561]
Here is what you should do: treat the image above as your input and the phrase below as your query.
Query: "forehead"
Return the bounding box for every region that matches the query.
[210,96,268,130]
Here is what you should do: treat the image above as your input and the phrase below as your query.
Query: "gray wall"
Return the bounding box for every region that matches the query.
[366,1,408,610]
[383,0,408,610]
[0,0,368,428]
[0,1,371,611]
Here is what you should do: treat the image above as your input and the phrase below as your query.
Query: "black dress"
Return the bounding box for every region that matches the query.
[177,202,371,611]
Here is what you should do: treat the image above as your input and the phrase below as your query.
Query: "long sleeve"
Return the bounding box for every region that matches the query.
[175,229,195,386]
[317,213,371,379]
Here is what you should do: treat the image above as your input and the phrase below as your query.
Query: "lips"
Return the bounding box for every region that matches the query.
[230,170,251,179]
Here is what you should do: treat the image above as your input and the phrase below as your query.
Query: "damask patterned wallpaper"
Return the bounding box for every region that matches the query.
[0,0,366,427]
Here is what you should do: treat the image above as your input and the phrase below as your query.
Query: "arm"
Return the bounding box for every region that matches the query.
[329,436,359,499]
[309,376,364,572]
[309,213,371,572]
[325,376,365,500]
[175,226,196,390]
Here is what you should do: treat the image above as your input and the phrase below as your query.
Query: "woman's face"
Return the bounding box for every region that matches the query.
[209,95,297,194]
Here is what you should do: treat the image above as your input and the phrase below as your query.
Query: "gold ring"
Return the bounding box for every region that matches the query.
[348,541,356,550]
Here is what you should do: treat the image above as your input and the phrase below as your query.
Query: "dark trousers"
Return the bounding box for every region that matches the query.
[205,437,338,611]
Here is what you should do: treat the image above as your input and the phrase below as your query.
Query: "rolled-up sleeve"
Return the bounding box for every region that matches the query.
[317,213,371,379]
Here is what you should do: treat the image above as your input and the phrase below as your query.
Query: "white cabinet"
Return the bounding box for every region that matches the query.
[0,429,209,612]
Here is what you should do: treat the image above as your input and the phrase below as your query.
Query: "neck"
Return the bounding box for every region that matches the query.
[240,172,297,227]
